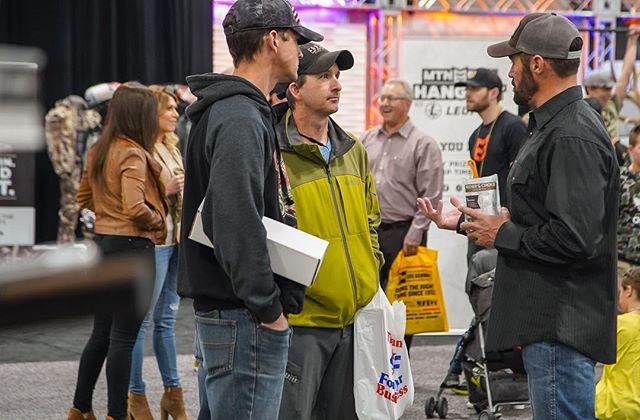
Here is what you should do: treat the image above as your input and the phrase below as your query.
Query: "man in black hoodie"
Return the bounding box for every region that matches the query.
[178,1,322,418]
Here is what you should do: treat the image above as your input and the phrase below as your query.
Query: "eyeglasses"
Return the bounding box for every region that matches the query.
[377,95,410,104]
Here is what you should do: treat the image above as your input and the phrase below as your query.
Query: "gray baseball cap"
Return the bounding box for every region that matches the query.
[223,0,323,45]
[487,13,582,60]
[583,69,614,88]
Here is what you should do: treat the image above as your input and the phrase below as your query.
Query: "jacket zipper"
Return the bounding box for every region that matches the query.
[325,162,358,319]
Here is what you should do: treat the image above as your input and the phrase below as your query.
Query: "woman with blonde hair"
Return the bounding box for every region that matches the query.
[69,83,166,420]
[127,85,188,420]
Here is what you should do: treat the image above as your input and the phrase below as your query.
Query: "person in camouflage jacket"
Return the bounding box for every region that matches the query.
[618,125,640,278]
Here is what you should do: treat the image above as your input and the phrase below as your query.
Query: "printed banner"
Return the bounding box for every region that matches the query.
[400,37,516,329]
[0,150,35,245]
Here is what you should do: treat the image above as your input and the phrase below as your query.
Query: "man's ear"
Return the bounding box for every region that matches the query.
[489,86,500,101]
[530,55,545,76]
[288,81,301,99]
[265,30,279,53]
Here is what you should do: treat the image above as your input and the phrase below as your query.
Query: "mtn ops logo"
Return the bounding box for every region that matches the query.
[423,102,442,119]
[411,67,485,119]
[412,67,499,101]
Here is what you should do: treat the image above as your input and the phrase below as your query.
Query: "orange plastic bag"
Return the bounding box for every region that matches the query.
[385,247,449,334]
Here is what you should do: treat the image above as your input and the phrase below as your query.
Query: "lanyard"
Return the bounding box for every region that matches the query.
[471,110,502,177]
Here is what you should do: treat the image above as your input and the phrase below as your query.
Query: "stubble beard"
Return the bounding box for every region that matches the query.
[513,66,538,107]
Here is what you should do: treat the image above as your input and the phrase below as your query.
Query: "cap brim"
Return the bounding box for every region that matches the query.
[454,80,482,88]
[487,40,520,58]
[300,50,355,75]
[292,25,324,44]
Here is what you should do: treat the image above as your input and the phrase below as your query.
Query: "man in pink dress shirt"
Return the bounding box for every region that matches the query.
[362,79,444,350]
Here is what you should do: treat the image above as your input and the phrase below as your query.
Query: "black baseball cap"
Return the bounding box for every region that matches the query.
[298,43,354,75]
[223,0,323,45]
[487,13,582,59]
[454,68,503,90]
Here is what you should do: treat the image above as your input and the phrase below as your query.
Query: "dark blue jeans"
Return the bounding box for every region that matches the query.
[194,308,291,420]
[72,234,154,420]
[523,341,596,420]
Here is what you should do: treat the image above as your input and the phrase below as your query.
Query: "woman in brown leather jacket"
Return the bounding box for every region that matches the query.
[68,83,167,420]
[127,86,188,420]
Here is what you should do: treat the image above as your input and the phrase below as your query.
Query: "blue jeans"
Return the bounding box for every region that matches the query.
[195,308,291,420]
[129,245,181,393]
[523,341,596,420]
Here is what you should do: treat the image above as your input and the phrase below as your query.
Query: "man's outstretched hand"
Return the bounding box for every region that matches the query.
[417,196,464,231]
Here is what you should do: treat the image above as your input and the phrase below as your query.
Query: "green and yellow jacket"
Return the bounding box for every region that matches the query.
[276,108,384,328]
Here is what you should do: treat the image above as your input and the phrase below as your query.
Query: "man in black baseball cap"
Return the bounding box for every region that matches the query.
[277,43,353,105]
[181,2,325,418]
[454,67,503,90]
[454,67,525,206]
[274,43,380,419]
[297,42,354,75]
[419,13,619,420]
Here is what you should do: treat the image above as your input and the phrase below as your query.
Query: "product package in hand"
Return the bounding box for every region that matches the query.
[463,174,500,221]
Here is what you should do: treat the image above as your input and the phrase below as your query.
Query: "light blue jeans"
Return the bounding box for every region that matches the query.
[129,244,181,393]
[523,341,596,420]
[194,308,291,420]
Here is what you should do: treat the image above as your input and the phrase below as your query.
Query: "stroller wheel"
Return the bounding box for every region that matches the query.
[425,396,436,418]
[436,397,448,418]
[478,409,497,420]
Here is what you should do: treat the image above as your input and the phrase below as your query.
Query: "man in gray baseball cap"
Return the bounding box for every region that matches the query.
[583,27,640,165]
[485,12,583,106]
[419,12,620,420]
[487,13,582,60]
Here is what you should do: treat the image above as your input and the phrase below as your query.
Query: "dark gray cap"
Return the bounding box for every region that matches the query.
[298,43,354,75]
[487,13,582,60]
[583,69,614,88]
[223,0,323,45]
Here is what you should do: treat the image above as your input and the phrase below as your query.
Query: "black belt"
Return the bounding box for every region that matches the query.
[379,219,413,230]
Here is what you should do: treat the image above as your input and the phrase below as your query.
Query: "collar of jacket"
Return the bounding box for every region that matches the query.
[277,107,355,161]
[117,136,165,195]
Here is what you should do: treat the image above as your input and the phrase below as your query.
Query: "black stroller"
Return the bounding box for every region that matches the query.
[426,250,530,419]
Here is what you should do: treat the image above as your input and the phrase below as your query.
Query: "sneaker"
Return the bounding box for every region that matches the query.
[451,379,469,396]
[443,373,459,388]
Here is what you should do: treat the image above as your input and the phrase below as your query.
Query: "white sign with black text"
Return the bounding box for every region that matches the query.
[400,37,516,329]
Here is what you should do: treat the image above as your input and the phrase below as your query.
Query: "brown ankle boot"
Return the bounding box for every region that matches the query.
[128,391,154,420]
[68,407,97,420]
[160,387,188,420]
[106,415,132,420]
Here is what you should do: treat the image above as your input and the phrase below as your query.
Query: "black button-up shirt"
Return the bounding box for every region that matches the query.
[489,86,619,363]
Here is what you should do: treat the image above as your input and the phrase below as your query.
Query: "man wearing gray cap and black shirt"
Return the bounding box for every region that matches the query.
[418,13,619,418]
[178,0,323,418]
[275,43,383,419]
[584,25,640,165]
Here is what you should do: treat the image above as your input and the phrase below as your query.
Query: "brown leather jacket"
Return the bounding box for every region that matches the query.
[78,136,167,244]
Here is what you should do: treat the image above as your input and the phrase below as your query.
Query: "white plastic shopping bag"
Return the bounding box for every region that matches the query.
[354,286,414,419]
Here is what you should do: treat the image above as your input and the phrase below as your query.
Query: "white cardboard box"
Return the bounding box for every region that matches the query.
[188,201,328,287]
